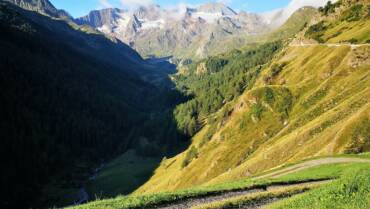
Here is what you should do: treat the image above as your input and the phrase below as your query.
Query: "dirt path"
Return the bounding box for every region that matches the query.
[289,43,370,48]
[253,157,370,180]
[155,180,330,209]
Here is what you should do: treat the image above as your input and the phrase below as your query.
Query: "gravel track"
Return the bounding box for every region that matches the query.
[253,157,370,180]
[154,180,330,209]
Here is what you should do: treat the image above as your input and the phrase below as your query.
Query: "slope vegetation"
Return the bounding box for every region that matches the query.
[69,154,370,209]
[136,0,370,194]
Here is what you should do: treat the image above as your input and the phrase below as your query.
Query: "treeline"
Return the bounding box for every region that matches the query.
[0,4,186,208]
[173,41,283,137]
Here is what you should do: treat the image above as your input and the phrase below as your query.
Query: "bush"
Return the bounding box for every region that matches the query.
[264,63,286,83]
[182,146,199,168]
[342,5,364,22]
[347,38,358,44]
[250,104,264,121]
[305,21,327,43]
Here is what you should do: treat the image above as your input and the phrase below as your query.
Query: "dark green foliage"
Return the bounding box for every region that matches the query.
[264,63,287,83]
[342,4,364,22]
[318,1,342,16]
[305,21,328,43]
[347,38,359,44]
[264,88,275,104]
[182,146,199,168]
[250,104,264,121]
[206,57,229,73]
[0,3,187,208]
[173,42,282,137]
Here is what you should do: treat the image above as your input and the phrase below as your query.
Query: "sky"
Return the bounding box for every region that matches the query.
[50,0,292,18]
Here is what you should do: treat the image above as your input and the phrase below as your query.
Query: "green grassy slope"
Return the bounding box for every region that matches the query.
[69,154,370,209]
[136,0,370,194]
[301,0,370,44]
[86,150,161,198]
[265,169,370,209]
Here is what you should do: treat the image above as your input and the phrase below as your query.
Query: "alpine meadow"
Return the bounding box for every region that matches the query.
[0,0,369,209]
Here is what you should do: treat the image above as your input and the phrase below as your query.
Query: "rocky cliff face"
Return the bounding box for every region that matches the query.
[76,3,271,59]
[75,8,123,28]
[76,1,334,60]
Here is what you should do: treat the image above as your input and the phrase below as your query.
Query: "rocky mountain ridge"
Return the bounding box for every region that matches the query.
[76,1,336,59]
[76,3,270,59]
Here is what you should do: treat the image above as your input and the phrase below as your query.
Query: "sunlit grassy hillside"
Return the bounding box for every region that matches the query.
[136,0,370,194]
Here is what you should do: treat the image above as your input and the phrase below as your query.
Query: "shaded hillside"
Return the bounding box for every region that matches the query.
[4,0,72,18]
[0,2,185,208]
[136,0,370,194]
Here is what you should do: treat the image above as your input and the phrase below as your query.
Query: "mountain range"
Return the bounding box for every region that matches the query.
[6,0,335,60]
[1,0,369,208]
[75,1,334,59]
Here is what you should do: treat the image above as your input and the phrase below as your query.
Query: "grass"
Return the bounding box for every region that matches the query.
[70,3,370,206]
[86,150,161,199]
[69,155,370,209]
[190,166,370,209]
[266,168,370,209]
[191,185,317,209]
[137,42,370,194]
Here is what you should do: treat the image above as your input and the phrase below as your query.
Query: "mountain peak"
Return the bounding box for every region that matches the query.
[76,8,124,28]
[197,2,237,16]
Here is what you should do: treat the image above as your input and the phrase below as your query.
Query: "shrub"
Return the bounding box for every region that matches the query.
[347,38,358,44]
[264,63,286,83]
[182,146,199,168]
[250,104,264,121]
[342,5,364,22]
[305,21,327,43]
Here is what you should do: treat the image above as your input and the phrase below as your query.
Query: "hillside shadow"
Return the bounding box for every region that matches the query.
[0,3,193,208]
[84,58,193,202]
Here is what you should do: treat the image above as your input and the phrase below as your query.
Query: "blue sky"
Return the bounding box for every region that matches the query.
[50,0,291,18]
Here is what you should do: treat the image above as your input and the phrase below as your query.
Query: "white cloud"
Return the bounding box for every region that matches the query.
[217,0,232,5]
[98,0,113,8]
[262,0,337,26]
[120,0,154,9]
[285,0,336,16]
